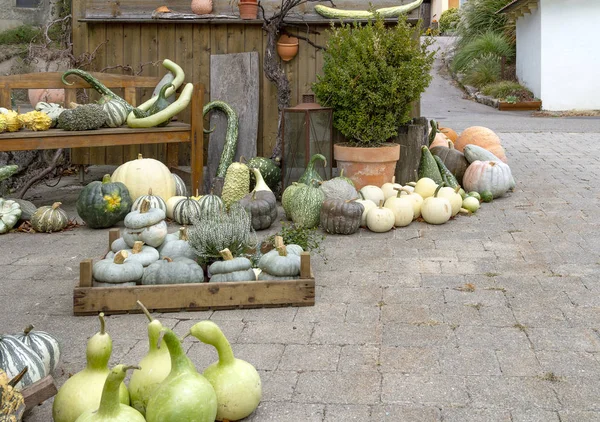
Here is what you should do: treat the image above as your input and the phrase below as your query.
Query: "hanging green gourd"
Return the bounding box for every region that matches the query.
[31,202,69,233]
[184,321,261,421]
[76,175,133,229]
[53,313,130,422]
[298,154,327,187]
[145,329,218,422]
[258,236,302,280]
[74,365,145,422]
[221,161,250,209]
[208,248,256,282]
[128,301,170,417]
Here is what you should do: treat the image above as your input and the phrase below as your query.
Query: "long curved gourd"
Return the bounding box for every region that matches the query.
[315,0,423,19]
[126,83,193,128]
[203,101,239,178]
[135,60,186,112]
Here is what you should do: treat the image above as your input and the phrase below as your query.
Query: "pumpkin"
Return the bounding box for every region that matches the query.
[93,250,144,287]
[165,195,186,220]
[429,133,451,149]
[172,173,188,197]
[98,96,129,128]
[383,192,414,227]
[366,200,395,233]
[15,325,61,375]
[421,186,452,225]
[257,237,301,280]
[381,176,404,200]
[0,335,46,388]
[463,160,513,199]
[111,154,176,202]
[413,177,438,199]
[111,237,128,253]
[197,192,225,219]
[106,241,159,267]
[454,126,507,163]
[123,199,168,248]
[245,156,282,192]
[158,227,197,260]
[0,198,21,234]
[131,188,168,213]
[398,187,423,219]
[281,182,303,220]
[298,154,327,187]
[439,126,458,142]
[28,88,64,108]
[359,185,385,204]
[238,190,278,231]
[172,197,202,225]
[320,199,363,235]
[463,144,516,190]
[35,102,65,128]
[208,248,256,282]
[319,178,359,201]
[31,202,68,233]
[0,368,26,420]
[288,183,325,229]
[142,257,204,285]
[436,186,462,217]
[77,174,133,229]
[355,192,376,227]
[430,142,469,185]
[9,198,36,222]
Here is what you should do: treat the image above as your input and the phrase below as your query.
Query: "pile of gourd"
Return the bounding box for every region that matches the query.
[40,306,262,422]
[0,108,53,132]
[0,196,71,235]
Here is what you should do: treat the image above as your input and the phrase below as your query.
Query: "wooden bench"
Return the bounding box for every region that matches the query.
[0,72,204,194]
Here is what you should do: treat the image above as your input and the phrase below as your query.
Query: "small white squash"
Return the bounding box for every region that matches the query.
[399,188,423,219]
[421,187,452,225]
[166,196,186,220]
[383,192,414,227]
[436,186,462,217]
[381,177,404,200]
[355,193,376,227]
[359,185,385,205]
[413,177,438,199]
[366,200,395,233]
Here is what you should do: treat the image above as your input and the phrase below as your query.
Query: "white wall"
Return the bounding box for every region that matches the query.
[539,0,600,110]
[516,7,541,98]
[431,0,448,23]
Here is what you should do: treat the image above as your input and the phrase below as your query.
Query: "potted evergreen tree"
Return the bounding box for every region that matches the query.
[313,13,435,189]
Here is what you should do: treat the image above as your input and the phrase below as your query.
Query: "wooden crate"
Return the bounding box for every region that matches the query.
[73,229,315,316]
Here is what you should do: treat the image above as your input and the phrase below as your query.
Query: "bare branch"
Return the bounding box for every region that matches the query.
[16,149,64,199]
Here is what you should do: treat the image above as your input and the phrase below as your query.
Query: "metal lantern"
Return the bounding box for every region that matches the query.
[282,94,333,188]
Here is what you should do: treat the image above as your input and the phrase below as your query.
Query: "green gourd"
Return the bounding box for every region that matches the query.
[430,141,469,186]
[76,174,133,229]
[281,182,303,220]
[0,334,46,389]
[418,146,443,185]
[128,302,171,416]
[221,162,250,209]
[97,96,129,128]
[208,248,256,282]
[62,70,133,112]
[0,165,18,182]
[314,0,423,19]
[31,202,68,233]
[288,183,325,229]
[132,84,174,127]
[0,198,21,234]
[53,314,129,422]
[35,102,65,127]
[145,329,218,422]
[74,365,145,422]
[172,197,202,226]
[298,154,326,187]
[184,321,261,421]
[203,101,239,178]
[57,104,108,131]
[433,155,460,189]
[245,156,281,192]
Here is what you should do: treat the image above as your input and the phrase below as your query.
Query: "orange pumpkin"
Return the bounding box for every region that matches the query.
[429,133,452,149]
[454,126,507,163]
[28,89,65,108]
[439,126,458,142]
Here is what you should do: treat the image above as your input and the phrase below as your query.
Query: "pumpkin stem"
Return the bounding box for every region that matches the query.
[276,244,288,257]
[378,199,384,208]
[114,250,128,264]
[239,156,247,163]
[448,141,454,149]
[195,189,200,197]
[132,241,144,254]
[23,324,35,335]
[139,198,151,213]
[251,190,257,200]
[428,119,438,146]
[339,169,345,178]
[101,174,112,184]
[433,185,443,198]
[274,235,285,249]
[219,248,234,261]
[137,300,154,322]
[147,188,153,196]
[179,227,188,241]
[51,202,62,210]
[8,367,28,388]
[99,312,106,335]
[163,257,173,263]
[137,154,143,160]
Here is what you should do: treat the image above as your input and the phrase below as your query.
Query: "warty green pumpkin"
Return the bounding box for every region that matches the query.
[288,183,325,229]
[221,162,250,209]
[208,248,255,283]
[77,174,133,229]
[31,202,68,233]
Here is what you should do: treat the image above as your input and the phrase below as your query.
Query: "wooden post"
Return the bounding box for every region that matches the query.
[108,228,120,250]
[300,252,311,279]
[393,117,428,184]
[190,83,204,195]
[79,259,93,288]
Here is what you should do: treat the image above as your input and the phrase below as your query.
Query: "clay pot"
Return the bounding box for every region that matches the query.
[191,0,212,14]
[238,1,258,19]
[277,35,299,62]
[334,143,401,190]
[28,89,65,108]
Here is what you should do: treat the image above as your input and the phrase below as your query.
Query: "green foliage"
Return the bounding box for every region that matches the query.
[456,0,515,47]
[462,53,502,88]
[267,222,325,254]
[481,80,534,101]
[313,14,435,145]
[451,31,514,73]
[0,25,41,45]
[439,8,460,34]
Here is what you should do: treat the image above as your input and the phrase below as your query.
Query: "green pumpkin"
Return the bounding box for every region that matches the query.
[298,154,327,187]
[281,182,304,220]
[0,165,19,182]
[77,174,133,229]
[208,248,255,282]
[288,184,325,229]
[172,197,201,225]
[31,202,68,233]
[0,198,21,234]
[320,199,363,235]
[98,96,129,128]
[158,227,197,260]
[238,190,278,231]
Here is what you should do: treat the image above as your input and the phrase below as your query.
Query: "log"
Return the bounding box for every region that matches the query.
[393,117,428,185]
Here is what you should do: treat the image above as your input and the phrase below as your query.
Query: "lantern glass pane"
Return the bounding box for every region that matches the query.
[283,111,307,188]
[309,110,332,181]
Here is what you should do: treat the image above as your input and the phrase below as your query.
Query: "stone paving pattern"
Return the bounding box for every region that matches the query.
[2,38,600,421]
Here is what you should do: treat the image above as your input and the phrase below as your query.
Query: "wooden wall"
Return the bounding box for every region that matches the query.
[71,0,422,166]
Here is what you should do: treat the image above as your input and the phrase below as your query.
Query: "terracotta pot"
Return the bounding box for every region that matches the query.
[238,1,258,19]
[28,88,65,108]
[191,0,212,14]
[334,143,401,190]
[277,35,299,62]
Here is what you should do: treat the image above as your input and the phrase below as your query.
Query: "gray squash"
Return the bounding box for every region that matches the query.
[93,250,144,287]
[142,256,204,285]
[158,227,197,260]
[123,199,168,248]
[238,190,278,231]
[319,177,359,201]
[320,199,363,235]
[111,237,129,253]
[258,236,301,279]
[208,248,256,282]
[106,241,159,267]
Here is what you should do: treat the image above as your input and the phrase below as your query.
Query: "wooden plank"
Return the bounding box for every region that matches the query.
[227,23,245,53]
[139,24,160,160]
[244,26,263,156]
[21,375,57,411]
[205,52,259,192]
[192,24,211,169]
[393,117,428,185]
[87,23,108,165]
[105,23,125,166]
[261,29,279,158]
[175,24,194,166]
[108,228,120,249]
[190,83,204,195]
[123,23,143,161]
[1,72,161,89]
[79,259,93,288]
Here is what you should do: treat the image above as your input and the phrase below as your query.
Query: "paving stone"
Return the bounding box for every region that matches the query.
[319,285,383,303]
[344,303,381,323]
[527,327,600,352]
[512,306,570,328]
[559,411,600,422]
[496,349,542,376]
[294,371,381,404]
[536,350,600,377]
[311,322,381,345]
[380,304,443,325]
[420,274,466,289]
[246,401,324,422]
[323,404,371,421]
[510,408,561,422]
[278,344,340,371]
[442,407,512,422]
[478,304,518,327]
[552,376,600,408]
[257,370,299,402]
[466,376,560,410]
[383,324,456,348]
[294,302,347,323]
[238,321,314,344]
[369,404,441,421]
[381,374,469,406]
[440,304,483,327]
[337,345,381,372]
[379,346,440,374]
[454,326,531,350]
[444,288,507,306]
[439,346,502,375]
[382,286,444,304]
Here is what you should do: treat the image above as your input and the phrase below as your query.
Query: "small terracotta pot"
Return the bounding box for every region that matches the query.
[334,143,401,190]
[277,35,299,62]
[238,1,259,19]
[28,88,65,108]
[191,0,212,15]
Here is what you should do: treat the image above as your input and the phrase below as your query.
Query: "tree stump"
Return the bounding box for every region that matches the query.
[393,117,428,185]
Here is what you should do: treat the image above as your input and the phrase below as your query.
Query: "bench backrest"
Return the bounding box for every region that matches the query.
[0,72,162,109]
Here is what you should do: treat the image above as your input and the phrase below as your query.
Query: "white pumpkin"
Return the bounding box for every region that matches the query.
[381,177,404,200]
[400,188,423,219]
[166,195,186,219]
[355,196,376,227]
[383,194,414,227]
[436,186,462,217]
[111,154,176,202]
[413,177,438,199]
[359,185,385,205]
[463,160,513,198]
[421,187,452,225]
[366,201,395,233]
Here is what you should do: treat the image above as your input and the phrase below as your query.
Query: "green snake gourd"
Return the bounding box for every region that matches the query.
[203,101,239,178]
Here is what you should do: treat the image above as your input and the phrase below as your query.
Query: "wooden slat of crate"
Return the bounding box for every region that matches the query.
[22,375,58,412]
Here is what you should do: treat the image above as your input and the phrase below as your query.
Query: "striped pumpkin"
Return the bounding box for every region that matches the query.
[172,173,188,197]
[197,193,224,219]
[131,188,167,214]
[0,335,46,388]
[31,202,69,233]
[15,325,60,375]
[173,197,202,225]
[99,96,129,128]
